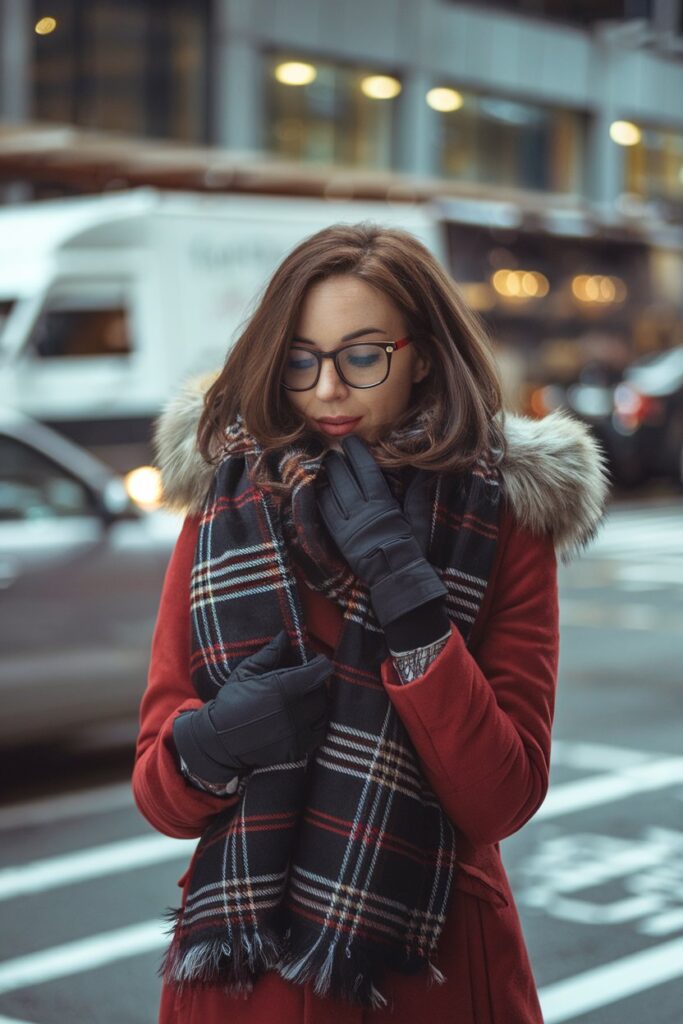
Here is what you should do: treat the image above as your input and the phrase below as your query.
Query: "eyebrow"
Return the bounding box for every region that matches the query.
[291,326,388,346]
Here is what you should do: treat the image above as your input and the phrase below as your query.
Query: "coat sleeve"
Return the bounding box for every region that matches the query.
[380,513,560,847]
[131,513,241,839]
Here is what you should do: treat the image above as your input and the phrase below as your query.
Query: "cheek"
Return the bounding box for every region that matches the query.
[378,367,414,413]
[286,392,310,417]
[359,381,413,437]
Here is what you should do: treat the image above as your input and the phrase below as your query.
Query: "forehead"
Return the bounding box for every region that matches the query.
[296,275,401,325]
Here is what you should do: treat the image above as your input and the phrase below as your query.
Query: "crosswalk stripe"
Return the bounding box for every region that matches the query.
[539,935,683,1022]
[0,783,134,831]
[0,920,168,995]
[0,835,194,902]
[536,757,683,819]
[559,598,680,630]
[585,506,683,560]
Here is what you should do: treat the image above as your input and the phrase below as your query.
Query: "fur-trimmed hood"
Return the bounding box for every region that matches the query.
[152,370,610,565]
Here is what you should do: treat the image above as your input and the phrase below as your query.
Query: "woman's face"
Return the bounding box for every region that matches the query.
[284,275,430,450]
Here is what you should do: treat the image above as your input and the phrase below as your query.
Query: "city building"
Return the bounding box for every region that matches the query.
[1,0,681,219]
[1,0,682,420]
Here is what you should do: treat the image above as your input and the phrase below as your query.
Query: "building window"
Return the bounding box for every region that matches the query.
[265,54,400,170]
[436,90,586,195]
[624,126,683,210]
[32,0,211,143]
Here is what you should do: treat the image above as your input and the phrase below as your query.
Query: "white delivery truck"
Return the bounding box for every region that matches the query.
[0,187,446,472]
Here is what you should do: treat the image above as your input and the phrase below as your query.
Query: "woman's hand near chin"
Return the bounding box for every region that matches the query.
[315,434,448,630]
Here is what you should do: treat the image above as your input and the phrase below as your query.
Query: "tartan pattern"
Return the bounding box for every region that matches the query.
[160,413,501,1010]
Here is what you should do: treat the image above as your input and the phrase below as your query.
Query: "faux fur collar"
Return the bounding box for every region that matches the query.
[153,370,610,564]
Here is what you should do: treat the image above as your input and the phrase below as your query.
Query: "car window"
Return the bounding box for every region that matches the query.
[0,436,99,521]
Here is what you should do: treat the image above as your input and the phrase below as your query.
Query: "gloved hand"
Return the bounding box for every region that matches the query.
[315,434,448,630]
[172,629,332,785]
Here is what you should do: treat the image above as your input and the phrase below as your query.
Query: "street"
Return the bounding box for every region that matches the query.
[1,495,681,1024]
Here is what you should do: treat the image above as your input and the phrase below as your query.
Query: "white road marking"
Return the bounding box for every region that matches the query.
[559,598,680,631]
[537,756,683,820]
[0,920,167,995]
[517,827,683,937]
[616,562,683,585]
[588,524,683,552]
[550,739,659,772]
[539,935,683,1023]
[0,783,134,831]
[577,508,683,600]
[0,835,194,902]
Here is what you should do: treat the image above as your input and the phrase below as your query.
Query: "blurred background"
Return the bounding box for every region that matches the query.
[0,2,681,1022]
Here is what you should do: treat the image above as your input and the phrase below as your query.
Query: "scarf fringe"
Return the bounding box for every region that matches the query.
[158,905,284,997]
[427,957,447,986]
[161,905,446,1009]
[276,927,389,1010]
[161,905,389,1011]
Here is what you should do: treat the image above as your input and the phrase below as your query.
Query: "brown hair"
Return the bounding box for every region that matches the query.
[197,221,507,499]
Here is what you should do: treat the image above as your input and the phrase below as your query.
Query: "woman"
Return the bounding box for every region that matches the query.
[132,222,609,1023]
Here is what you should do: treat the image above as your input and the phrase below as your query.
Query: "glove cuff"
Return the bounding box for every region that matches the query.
[383,596,450,652]
[370,558,448,629]
[172,709,242,786]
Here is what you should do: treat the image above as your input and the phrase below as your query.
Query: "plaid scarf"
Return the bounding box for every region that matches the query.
[160,413,501,1010]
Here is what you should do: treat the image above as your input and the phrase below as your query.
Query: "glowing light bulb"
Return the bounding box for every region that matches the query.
[426,87,463,112]
[609,120,641,146]
[274,62,317,86]
[360,75,402,100]
[35,16,57,34]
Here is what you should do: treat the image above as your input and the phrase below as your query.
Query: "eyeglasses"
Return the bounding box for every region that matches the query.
[281,336,412,392]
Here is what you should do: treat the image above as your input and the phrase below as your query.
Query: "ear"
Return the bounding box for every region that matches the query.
[412,349,431,384]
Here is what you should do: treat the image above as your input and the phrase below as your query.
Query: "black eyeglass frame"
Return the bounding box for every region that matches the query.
[280,336,412,392]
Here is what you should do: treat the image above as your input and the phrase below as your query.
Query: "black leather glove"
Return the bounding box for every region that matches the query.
[315,434,448,630]
[383,597,451,653]
[172,629,332,785]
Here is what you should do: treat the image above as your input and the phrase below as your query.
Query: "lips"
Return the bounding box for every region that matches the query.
[315,416,362,437]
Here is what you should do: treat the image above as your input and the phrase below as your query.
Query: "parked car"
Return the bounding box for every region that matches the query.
[608,346,683,487]
[537,348,683,488]
[0,408,181,748]
[572,348,683,488]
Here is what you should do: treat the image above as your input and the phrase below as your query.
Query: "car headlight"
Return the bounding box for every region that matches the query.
[124,466,163,510]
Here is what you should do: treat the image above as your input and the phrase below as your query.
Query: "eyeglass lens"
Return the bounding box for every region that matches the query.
[283,344,389,390]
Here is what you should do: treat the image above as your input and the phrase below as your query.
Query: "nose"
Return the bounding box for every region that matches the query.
[314,356,348,400]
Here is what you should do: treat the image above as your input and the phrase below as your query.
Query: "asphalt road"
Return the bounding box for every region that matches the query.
[1,493,682,1023]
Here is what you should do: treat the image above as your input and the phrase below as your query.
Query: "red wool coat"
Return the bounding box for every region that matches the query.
[132,500,559,1024]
